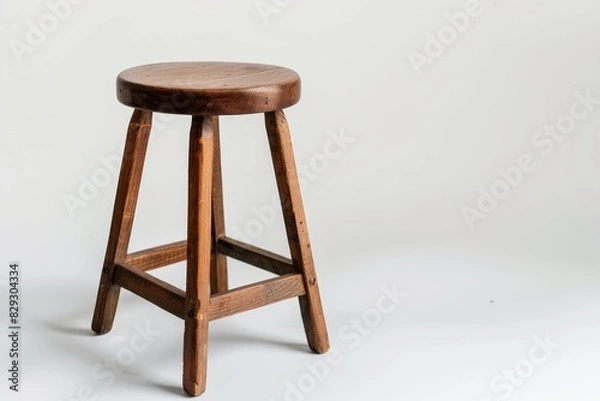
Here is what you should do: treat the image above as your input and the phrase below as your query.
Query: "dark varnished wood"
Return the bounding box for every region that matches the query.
[117,62,301,115]
[184,115,214,396]
[265,110,330,354]
[209,274,305,321]
[125,240,187,271]
[111,263,305,324]
[210,117,228,294]
[113,263,186,318]
[92,110,152,334]
[217,236,296,276]
[124,235,295,277]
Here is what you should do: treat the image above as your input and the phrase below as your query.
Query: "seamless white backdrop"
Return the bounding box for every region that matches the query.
[2,1,600,400]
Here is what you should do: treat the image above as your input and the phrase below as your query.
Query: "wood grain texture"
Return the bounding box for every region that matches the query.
[265,110,330,354]
[125,240,187,271]
[117,62,301,115]
[217,236,296,276]
[210,117,228,294]
[113,264,185,318]
[209,274,305,321]
[183,115,214,397]
[92,109,152,335]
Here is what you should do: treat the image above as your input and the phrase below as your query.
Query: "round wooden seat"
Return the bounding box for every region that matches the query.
[117,62,301,115]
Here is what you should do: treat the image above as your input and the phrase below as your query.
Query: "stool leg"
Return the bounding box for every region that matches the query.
[184,115,215,396]
[210,117,228,294]
[92,109,152,334]
[265,110,330,354]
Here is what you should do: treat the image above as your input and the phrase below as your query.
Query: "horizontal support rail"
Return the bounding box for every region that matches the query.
[209,274,305,321]
[113,263,186,318]
[124,238,296,278]
[114,265,305,322]
[217,237,296,276]
[125,240,187,271]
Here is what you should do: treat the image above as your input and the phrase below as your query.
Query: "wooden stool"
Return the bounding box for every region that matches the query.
[91,62,330,396]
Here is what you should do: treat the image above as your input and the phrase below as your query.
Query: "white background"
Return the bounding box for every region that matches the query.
[2,0,600,400]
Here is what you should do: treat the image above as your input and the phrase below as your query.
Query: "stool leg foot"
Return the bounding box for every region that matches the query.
[92,110,152,334]
[265,111,330,354]
[210,117,228,294]
[183,116,215,396]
